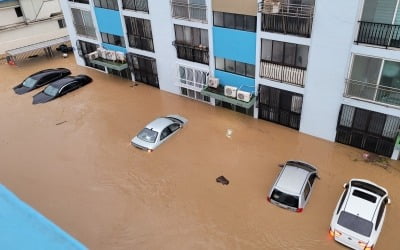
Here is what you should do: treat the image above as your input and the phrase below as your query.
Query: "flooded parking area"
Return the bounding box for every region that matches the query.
[1,56,400,249]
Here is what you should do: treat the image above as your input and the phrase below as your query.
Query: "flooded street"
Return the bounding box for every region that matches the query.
[1,56,400,250]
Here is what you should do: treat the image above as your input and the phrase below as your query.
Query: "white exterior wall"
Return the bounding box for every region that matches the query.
[299,0,360,141]
[20,0,62,21]
[0,6,23,27]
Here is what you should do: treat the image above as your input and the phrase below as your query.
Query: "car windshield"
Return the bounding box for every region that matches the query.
[22,77,38,88]
[44,85,59,97]
[271,189,299,208]
[137,128,158,143]
[338,211,373,237]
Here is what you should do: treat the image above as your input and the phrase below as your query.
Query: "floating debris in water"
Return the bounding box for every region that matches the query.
[56,121,67,126]
[226,129,233,138]
[216,176,229,185]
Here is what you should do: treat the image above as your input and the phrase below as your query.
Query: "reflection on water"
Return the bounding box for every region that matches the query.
[0,57,400,250]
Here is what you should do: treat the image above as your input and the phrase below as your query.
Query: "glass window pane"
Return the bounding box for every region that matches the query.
[236,61,245,75]
[224,13,235,29]
[192,28,201,46]
[214,12,223,26]
[235,14,244,30]
[284,43,296,66]
[101,33,108,42]
[361,0,396,23]
[215,57,224,70]
[350,55,381,83]
[200,29,208,46]
[174,25,184,41]
[179,66,186,84]
[245,16,256,32]
[225,59,235,73]
[380,60,400,89]
[183,26,192,44]
[296,44,309,68]
[272,41,284,63]
[246,64,255,78]
[261,39,272,61]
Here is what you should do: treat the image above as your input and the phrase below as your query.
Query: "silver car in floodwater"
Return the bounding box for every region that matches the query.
[131,115,188,152]
[267,160,319,212]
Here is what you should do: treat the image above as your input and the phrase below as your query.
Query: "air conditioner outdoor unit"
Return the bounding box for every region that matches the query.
[115,51,126,63]
[97,48,107,59]
[87,51,98,60]
[224,85,237,98]
[208,77,219,88]
[236,90,252,102]
[106,50,116,61]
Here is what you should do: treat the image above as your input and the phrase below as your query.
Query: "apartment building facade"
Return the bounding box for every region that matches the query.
[60,0,400,159]
[0,0,68,57]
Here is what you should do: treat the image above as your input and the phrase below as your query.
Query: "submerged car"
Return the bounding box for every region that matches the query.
[13,68,71,95]
[32,75,92,104]
[329,179,390,250]
[267,160,318,212]
[131,115,188,152]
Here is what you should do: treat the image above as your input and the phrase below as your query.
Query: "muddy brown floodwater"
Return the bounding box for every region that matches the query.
[1,56,400,250]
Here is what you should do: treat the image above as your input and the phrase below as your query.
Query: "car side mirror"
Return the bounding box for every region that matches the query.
[343,183,348,189]
[278,163,284,168]
[387,198,391,205]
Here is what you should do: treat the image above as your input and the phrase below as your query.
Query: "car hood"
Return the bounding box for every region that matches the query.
[13,85,31,95]
[131,136,157,151]
[32,92,54,104]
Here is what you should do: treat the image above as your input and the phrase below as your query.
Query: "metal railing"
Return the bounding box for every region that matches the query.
[259,1,314,37]
[344,79,400,107]
[122,0,149,13]
[173,41,209,65]
[260,60,305,87]
[356,21,400,49]
[74,24,96,39]
[127,35,154,52]
[171,1,207,23]
[68,0,89,4]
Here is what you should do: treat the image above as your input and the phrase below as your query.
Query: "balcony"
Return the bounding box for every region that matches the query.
[173,41,209,65]
[356,21,400,49]
[127,35,154,52]
[171,1,207,23]
[344,79,400,107]
[201,85,256,109]
[260,60,305,87]
[74,24,96,39]
[259,1,314,38]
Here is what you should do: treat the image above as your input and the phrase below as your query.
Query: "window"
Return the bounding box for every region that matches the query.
[174,25,208,47]
[68,0,89,4]
[124,16,154,51]
[303,183,311,200]
[101,32,125,47]
[215,57,255,78]
[160,128,172,140]
[375,201,386,230]
[169,123,180,133]
[15,7,23,17]
[94,0,119,10]
[178,65,207,89]
[58,19,66,29]
[261,39,309,69]
[336,188,348,215]
[180,87,210,102]
[71,8,96,38]
[127,53,159,88]
[213,11,256,32]
[122,0,149,12]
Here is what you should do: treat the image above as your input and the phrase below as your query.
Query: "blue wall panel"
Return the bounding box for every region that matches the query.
[215,70,255,92]
[94,8,123,36]
[213,27,256,65]
[101,43,127,53]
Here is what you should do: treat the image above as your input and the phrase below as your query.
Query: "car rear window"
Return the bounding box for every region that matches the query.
[137,128,158,143]
[338,211,373,237]
[353,190,376,203]
[271,189,299,208]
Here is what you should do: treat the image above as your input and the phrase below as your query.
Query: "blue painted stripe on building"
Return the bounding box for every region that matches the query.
[101,43,127,53]
[215,70,255,92]
[213,27,256,65]
[94,8,123,36]
[0,184,87,250]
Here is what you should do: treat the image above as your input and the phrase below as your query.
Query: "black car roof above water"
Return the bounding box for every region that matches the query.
[49,76,76,88]
[30,68,68,80]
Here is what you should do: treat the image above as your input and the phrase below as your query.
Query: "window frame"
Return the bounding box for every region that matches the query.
[100,32,126,47]
[215,57,255,78]
[94,0,119,10]
[213,11,256,32]
[261,39,309,69]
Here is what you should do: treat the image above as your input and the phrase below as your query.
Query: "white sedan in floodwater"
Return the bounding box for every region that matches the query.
[329,179,391,250]
[131,115,188,152]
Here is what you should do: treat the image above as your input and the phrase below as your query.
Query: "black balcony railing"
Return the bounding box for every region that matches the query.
[127,35,154,52]
[173,42,209,65]
[344,78,400,107]
[122,0,149,12]
[171,1,207,23]
[74,24,96,39]
[260,60,305,87]
[356,21,400,49]
[259,1,314,37]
